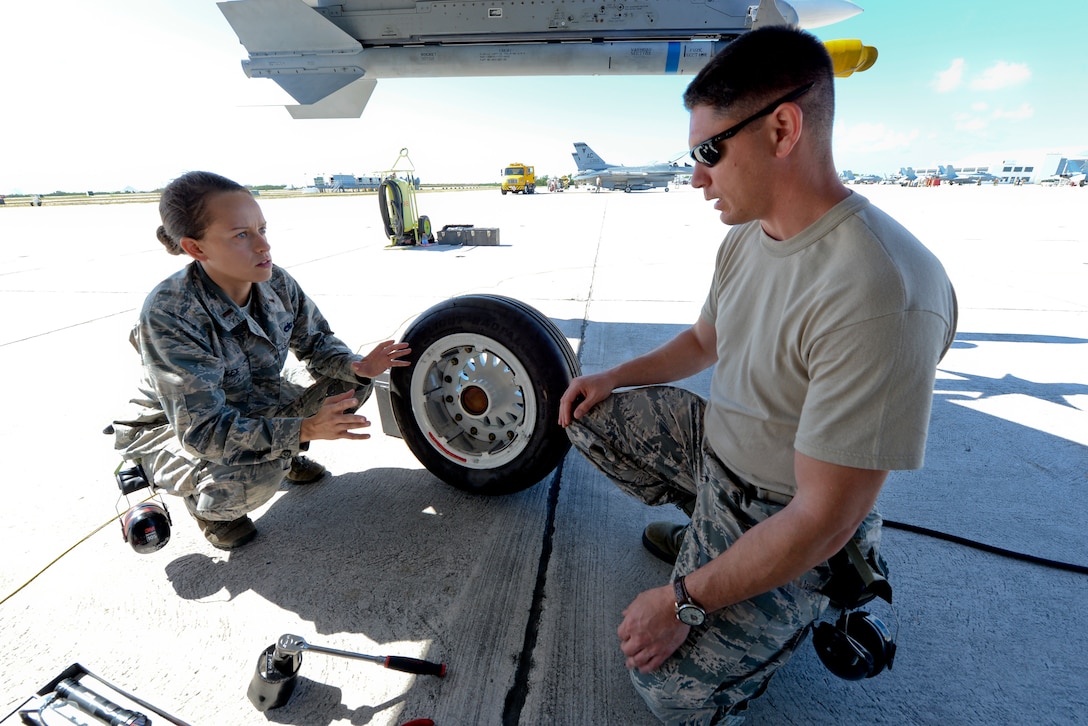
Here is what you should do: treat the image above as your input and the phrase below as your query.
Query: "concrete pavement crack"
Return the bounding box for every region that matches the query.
[501,460,565,725]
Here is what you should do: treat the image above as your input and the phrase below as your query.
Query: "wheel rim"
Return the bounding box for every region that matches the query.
[409,333,538,470]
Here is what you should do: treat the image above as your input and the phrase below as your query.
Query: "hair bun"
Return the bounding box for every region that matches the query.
[156,225,182,255]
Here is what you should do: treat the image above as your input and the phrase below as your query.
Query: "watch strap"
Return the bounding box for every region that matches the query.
[674,575,696,607]
[673,575,706,626]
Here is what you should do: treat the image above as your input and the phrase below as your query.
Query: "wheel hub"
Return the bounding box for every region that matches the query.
[412,337,535,467]
[438,347,525,442]
[459,385,489,416]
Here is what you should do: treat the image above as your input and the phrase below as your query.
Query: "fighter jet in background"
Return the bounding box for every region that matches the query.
[941,165,1001,185]
[571,143,692,192]
[840,170,881,185]
[217,0,876,118]
[893,167,918,186]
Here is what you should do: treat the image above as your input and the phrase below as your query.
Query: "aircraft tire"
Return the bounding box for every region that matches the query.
[379,179,405,239]
[390,294,580,495]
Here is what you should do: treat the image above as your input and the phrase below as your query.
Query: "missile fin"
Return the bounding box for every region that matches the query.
[750,0,797,29]
[271,71,363,105]
[287,78,378,119]
[218,0,361,54]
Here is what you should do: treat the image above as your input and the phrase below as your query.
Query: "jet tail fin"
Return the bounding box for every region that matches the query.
[572,143,611,172]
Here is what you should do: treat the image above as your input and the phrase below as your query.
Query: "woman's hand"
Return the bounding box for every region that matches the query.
[300,389,371,443]
[352,340,412,379]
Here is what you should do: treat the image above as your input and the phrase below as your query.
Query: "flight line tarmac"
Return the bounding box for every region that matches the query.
[0,184,1085,725]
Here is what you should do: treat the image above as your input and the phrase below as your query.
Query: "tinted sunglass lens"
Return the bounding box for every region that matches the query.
[697,142,720,167]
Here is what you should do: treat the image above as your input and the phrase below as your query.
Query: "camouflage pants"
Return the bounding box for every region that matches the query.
[566,386,883,725]
[116,372,370,522]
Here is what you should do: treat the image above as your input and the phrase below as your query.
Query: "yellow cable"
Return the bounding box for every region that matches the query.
[0,492,158,608]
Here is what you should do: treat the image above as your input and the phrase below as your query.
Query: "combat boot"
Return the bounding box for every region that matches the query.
[641,522,689,565]
[197,515,257,550]
[286,455,326,484]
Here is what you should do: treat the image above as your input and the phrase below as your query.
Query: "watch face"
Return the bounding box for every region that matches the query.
[677,604,705,626]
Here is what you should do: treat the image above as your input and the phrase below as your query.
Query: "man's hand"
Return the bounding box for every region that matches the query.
[300,389,371,443]
[558,371,615,427]
[617,584,690,673]
[558,319,718,428]
[353,340,411,379]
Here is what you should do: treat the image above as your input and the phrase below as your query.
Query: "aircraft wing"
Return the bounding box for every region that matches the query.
[218,0,364,105]
[217,0,870,118]
[607,171,651,178]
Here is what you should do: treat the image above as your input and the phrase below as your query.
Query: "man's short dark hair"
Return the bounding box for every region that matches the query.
[684,26,835,139]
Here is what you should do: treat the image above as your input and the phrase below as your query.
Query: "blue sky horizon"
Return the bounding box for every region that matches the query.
[1,0,1085,194]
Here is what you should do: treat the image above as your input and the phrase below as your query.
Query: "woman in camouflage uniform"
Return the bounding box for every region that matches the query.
[112,171,410,549]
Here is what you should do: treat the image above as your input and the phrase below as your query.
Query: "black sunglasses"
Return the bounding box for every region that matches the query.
[689,82,815,167]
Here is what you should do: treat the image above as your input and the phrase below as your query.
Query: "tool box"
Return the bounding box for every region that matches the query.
[436,225,501,246]
[1,663,190,726]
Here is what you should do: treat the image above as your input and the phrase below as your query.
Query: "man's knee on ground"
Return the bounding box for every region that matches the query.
[629,663,731,725]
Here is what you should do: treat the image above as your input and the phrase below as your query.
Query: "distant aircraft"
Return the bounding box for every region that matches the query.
[1039,173,1087,187]
[217,0,876,118]
[571,143,691,192]
[894,167,918,186]
[840,170,881,185]
[940,165,1000,185]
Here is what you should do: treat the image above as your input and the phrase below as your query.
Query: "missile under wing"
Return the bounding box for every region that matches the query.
[217,0,870,118]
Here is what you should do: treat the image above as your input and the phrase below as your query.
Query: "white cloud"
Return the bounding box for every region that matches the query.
[942,100,1034,142]
[970,61,1031,91]
[933,59,966,93]
[993,103,1035,121]
[931,60,1030,96]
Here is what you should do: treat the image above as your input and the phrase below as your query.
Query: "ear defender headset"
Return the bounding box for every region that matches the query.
[116,462,172,554]
[812,539,898,680]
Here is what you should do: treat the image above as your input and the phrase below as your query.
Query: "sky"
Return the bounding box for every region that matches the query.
[1,0,1086,194]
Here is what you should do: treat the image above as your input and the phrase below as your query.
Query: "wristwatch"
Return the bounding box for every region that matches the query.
[673,575,706,626]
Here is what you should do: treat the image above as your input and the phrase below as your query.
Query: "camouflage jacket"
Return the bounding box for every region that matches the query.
[115,262,364,467]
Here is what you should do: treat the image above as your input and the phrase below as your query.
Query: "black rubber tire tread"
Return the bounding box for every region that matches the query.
[495,295,581,383]
[378,179,405,238]
[390,295,581,495]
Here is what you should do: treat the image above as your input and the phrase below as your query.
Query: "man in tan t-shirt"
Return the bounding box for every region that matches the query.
[559,26,957,725]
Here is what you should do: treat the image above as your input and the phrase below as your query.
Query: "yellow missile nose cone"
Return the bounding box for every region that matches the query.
[824,39,879,78]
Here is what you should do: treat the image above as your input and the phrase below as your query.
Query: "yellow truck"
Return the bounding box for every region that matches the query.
[501,163,535,195]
